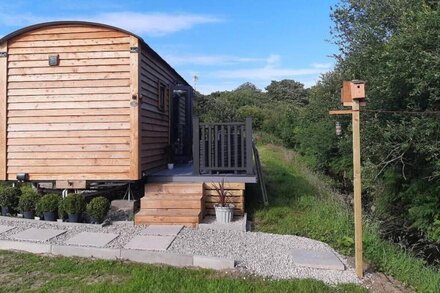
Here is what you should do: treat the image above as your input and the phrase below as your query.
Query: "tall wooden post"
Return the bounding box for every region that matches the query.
[330,80,366,278]
[351,99,363,278]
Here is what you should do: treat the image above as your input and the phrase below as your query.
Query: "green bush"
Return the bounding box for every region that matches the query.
[59,194,85,215]
[0,185,21,209]
[18,190,40,213]
[36,194,61,214]
[86,196,110,222]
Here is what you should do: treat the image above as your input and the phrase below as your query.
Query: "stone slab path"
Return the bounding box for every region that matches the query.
[65,232,119,248]
[289,248,345,271]
[0,216,360,285]
[124,235,176,251]
[0,225,15,234]
[12,228,66,242]
[141,224,183,236]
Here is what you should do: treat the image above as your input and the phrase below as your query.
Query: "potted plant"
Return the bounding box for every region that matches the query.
[18,190,40,219]
[87,196,110,224]
[0,185,21,216]
[59,194,85,223]
[36,194,60,222]
[211,178,235,224]
[165,144,174,170]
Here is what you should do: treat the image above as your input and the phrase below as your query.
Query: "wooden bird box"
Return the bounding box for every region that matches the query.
[341,80,366,106]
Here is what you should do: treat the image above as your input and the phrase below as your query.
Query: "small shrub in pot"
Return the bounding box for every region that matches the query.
[18,190,40,219]
[59,194,85,223]
[211,178,235,224]
[0,185,21,216]
[36,194,60,221]
[87,196,110,224]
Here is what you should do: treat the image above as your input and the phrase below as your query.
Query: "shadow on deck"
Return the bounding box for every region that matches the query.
[148,163,257,183]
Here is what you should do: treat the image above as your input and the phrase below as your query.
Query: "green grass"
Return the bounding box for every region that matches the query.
[0,250,365,293]
[248,144,440,293]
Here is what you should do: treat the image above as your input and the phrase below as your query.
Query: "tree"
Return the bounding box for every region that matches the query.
[265,79,308,105]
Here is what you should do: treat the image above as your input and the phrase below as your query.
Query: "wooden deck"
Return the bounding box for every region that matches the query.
[147,163,257,183]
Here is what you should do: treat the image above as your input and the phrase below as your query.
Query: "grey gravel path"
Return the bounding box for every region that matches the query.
[0,217,360,285]
[169,228,360,285]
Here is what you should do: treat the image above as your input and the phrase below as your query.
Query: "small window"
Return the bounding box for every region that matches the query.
[158,82,166,111]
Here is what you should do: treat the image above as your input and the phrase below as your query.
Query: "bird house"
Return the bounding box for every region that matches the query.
[341,80,366,106]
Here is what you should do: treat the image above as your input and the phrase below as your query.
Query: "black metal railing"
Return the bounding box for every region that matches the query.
[192,117,253,175]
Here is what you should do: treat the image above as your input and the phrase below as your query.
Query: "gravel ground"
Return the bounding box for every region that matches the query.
[169,228,360,285]
[0,216,360,285]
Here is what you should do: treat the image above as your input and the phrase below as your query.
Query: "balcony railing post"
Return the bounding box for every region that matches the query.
[192,117,200,175]
[245,117,253,175]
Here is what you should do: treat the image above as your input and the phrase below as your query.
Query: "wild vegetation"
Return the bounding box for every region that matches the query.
[196,0,439,245]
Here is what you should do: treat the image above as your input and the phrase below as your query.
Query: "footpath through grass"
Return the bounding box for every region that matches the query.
[248,144,440,293]
[0,250,364,293]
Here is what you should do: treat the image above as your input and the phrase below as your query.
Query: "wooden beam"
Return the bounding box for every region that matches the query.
[0,42,7,180]
[329,109,356,115]
[352,99,364,278]
[129,36,141,180]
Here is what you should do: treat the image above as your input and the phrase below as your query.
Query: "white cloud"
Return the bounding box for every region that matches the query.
[89,12,221,36]
[0,12,221,36]
[164,54,265,66]
[212,66,329,80]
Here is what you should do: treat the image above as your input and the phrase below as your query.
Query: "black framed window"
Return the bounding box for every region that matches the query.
[158,82,166,111]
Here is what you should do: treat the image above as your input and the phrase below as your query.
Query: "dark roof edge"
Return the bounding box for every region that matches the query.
[0,21,189,86]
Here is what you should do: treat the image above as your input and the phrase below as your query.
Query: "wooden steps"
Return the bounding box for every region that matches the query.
[135,183,204,227]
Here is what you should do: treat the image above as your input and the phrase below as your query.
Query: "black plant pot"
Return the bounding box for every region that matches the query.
[43,211,57,221]
[23,211,34,219]
[1,206,10,216]
[68,213,81,223]
[90,216,102,224]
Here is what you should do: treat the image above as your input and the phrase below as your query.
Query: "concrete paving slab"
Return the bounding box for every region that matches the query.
[124,235,175,251]
[141,225,183,236]
[290,248,345,271]
[0,225,15,234]
[65,232,118,247]
[52,244,120,260]
[0,239,51,253]
[120,249,192,267]
[193,255,235,270]
[12,228,66,242]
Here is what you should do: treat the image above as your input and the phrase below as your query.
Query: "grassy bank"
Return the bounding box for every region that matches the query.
[248,144,440,292]
[0,250,365,292]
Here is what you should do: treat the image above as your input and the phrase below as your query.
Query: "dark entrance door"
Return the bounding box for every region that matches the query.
[171,85,193,163]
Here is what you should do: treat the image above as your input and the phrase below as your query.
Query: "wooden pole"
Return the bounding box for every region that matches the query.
[351,99,363,277]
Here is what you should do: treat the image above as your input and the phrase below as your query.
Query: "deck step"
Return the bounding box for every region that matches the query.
[141,199,202,209]
[144,192,203,200]
[145,183,203,194]
[136,182,204,227]
[134,209,201,227]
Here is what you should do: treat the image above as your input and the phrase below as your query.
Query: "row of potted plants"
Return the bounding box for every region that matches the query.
[0,184,110,224]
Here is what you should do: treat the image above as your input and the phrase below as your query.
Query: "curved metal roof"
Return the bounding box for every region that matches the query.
[0,21,189,86]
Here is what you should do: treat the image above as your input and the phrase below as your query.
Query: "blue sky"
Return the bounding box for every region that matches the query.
[0,0,338,94]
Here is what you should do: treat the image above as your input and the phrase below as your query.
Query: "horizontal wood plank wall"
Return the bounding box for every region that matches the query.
[139,46,177,174]
[203,183,245,216]
[0,42,7,180]
[6,24,132,181]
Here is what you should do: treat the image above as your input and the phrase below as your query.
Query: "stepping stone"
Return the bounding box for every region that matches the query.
[0,225,15,234]
[141,225,183,236]
[124,235,175,251]
[12,228,66,242]
[65,232,118,248]
[290,248,345,271]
